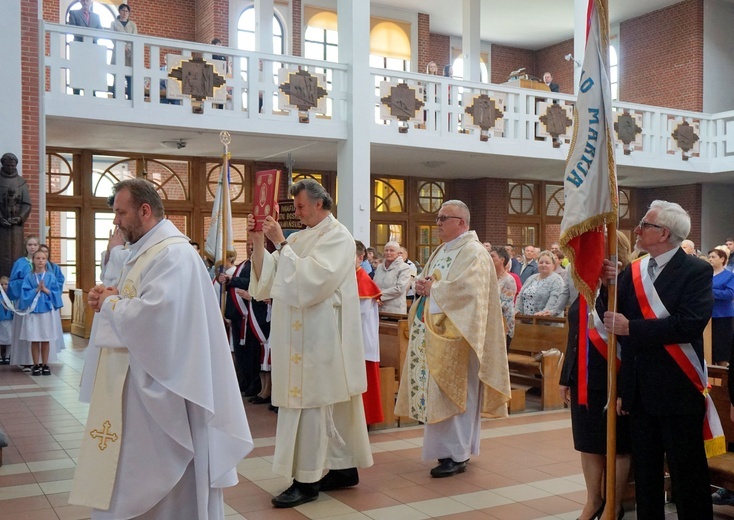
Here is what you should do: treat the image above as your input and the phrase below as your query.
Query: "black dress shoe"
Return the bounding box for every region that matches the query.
[268,404,278,413]
[250,395,271,404]
[271,481,319,508]
[430,458,468,478]
[318,468,359,491]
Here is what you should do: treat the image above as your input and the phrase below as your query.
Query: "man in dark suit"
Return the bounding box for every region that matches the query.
[604,200,714,519]
[542,72,559,93]
[67,0,103,95]
[511,245,538,284]
[67,0,102,32]
[219,240,270,397]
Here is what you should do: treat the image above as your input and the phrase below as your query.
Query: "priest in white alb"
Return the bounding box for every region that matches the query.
[248,179,373,508]
[69,179,253,519]
[395,200,511,478]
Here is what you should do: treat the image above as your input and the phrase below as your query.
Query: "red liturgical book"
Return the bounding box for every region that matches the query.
[252,169,281,231]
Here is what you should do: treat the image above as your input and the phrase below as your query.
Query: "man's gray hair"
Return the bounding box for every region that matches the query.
[289,179,332,210]
[441,200,470,227]
[384,241,400,251]
[649,200,690,245]
[113,178,165,219]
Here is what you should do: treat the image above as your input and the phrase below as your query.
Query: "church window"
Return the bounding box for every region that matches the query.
[374,178,405,212]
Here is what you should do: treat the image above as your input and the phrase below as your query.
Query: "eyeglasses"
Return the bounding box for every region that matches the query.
[436,215,463,223]
[638,220,663,230]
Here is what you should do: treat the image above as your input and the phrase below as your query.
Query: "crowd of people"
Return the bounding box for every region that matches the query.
[6,181,734,519]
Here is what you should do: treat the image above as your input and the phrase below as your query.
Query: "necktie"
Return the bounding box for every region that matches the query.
[647,257,657,281]
[83,10,90,25]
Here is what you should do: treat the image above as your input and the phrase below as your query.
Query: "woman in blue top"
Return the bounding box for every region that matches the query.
[8,235,39,368]
[18,250,63,375]
[708,248,734,365]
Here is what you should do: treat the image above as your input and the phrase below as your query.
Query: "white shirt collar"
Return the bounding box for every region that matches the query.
[444,231,469,251]
[650,246,679,274]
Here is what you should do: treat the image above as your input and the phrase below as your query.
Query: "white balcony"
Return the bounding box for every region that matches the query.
[43,23,734,186]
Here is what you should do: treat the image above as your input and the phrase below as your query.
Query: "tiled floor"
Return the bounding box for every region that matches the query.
[1,335,732,519]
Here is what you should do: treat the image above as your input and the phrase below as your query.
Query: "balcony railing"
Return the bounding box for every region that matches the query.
[42,23,734,173]
[370,69,734,172]
[43,22,348,139]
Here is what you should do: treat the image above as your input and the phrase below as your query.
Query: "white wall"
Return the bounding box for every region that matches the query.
[701,183,734,252]
[703,0,734,113]
[0,1,22,167]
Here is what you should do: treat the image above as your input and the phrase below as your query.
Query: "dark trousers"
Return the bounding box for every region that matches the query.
[630,404,711,520]
[232,318,262,394]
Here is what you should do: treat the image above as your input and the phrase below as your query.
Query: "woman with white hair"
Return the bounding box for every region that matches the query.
[373,241,412,314]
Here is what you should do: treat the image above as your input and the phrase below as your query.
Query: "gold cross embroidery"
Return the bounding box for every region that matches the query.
[291,353,302,364]
[289,386,301,398]
[292,320,302,331]
[90,420,119,451]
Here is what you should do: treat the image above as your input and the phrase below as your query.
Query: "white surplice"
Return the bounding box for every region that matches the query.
[79,245,130,403]
[72,220,253,519]
[249,214,373,482]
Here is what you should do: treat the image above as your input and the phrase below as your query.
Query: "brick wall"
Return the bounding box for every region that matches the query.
[292,0,302,56]
[195,0,229,45]
[429,33,450,73]
[448,178,507,243]
[620,0,703,111]
[417,13,430,72]
[46,1,198,42]
[535,39,574,94]
[22,2,41,236]
[490,44,535,84]
[636,184,702,246]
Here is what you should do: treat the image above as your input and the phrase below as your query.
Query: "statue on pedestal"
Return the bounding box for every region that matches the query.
[0,153,32,278]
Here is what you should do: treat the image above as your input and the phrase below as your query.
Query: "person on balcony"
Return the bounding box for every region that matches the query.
[110,4,137,99]
[67,0,102,35]
[543,71,559,93]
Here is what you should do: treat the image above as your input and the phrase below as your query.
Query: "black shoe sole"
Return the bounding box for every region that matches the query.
[271,494,318,508]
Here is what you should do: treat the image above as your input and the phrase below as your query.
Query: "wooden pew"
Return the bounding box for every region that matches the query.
[507,315,568,411]
[706,365,734,490]
[374,312,409,429]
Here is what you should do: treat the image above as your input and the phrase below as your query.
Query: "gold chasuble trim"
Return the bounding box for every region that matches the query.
[69,347,129,509]
[424,313,470,417]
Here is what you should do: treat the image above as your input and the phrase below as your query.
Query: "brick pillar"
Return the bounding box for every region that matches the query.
[417,13,430,73]
[196,0,229,45]
[292,0,302,56]
[21,2,41,235]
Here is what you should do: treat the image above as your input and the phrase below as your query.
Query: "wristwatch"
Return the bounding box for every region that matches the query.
[275,240,288,251]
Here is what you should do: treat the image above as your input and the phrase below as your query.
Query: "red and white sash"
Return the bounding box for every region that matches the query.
[577,295,620,405]
[631,256,726,458]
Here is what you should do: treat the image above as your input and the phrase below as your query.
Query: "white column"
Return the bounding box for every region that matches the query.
[573,0,586,94]
[0,1,23,167]
[255,0,274,53]
[462,0,481,82]
[335,0,371,243]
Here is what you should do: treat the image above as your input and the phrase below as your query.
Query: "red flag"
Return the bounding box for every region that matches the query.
[559,0,618,307]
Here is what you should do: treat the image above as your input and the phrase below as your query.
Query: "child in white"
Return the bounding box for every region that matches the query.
[18,250,63,375]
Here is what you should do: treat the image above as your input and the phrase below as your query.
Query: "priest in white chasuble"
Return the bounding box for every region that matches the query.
[249,179,373,508]
[69,179,253,519]
[395,200,511,478]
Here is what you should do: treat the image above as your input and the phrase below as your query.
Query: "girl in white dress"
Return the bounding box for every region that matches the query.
[18,250,63,375]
